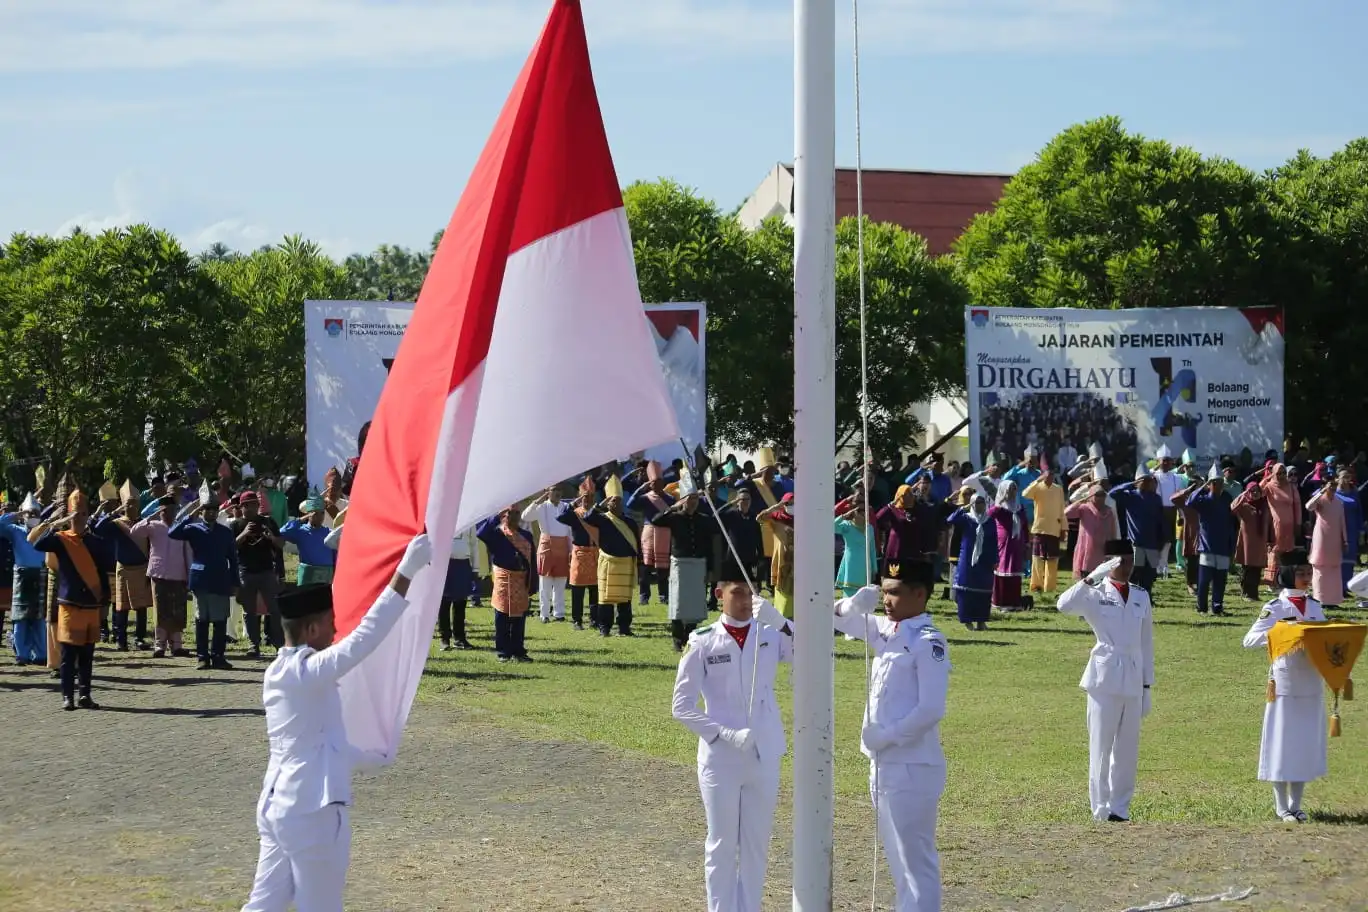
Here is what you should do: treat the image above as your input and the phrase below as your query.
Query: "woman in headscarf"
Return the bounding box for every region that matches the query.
[948,491,997,629]
[1231,482,1274,600]
[1260,464,1302,585]
[833,501,874,597]
[989,480,1029,611]
[1064,483,1118,581]
[1305,474,1348,607]
[874,481,926,564]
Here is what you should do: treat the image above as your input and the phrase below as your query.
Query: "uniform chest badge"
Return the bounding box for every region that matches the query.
[1259,608,1272,620]
[931,643,946,662]
[706,654,731,665]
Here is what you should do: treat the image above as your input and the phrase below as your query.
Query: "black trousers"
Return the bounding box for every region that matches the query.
[111,609,149,648]
[59,642,95,698]
[245,612,283,649]
[1197,564,1229,614]
[1240,565,1263,600]
[638,565,668,603]
[669,619,698,648]
[493,611,527,657]
[438,598,468,643]
[756,556,773,593]
[569,585,598,625]
[195,619,226,660]
[591,602,632,634]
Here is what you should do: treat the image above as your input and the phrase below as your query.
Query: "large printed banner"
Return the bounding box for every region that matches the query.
[965,306,1284,471]
[304,300,706,488]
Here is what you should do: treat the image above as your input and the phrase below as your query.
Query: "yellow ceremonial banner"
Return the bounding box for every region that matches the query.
[1267,620,1368,694]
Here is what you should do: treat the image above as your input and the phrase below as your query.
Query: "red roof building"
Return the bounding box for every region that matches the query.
[736,163,1011,255]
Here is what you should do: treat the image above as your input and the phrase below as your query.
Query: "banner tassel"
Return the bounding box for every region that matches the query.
[1345,677,1354,701]
[1266,679,1276,703]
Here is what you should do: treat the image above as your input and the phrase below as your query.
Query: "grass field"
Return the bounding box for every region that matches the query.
[417,574,1368,827]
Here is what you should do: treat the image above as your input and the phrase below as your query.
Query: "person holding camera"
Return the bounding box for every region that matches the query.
[232,491,285,657]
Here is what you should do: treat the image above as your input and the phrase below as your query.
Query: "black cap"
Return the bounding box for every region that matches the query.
[882,559,935,590]
[716,556,751,585]
[1279,549,1310,567]
[279,585,333,620]
[1104,539,1132,557]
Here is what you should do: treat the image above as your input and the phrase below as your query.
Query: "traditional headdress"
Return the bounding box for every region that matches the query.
[97,481,118,503]
[1088,442,1104,460]
[604,475,624,499]
[1207,462,1222,480]
[646,460,663,483]
[1181,448,1197,467]
[20,492,40,514]
[118,479,137,504]
[756,447,777,471]
[1156,444,1173,460]
[279,584,333,620]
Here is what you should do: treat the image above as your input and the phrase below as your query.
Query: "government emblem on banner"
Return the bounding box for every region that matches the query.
[324,318,345,338]
[970,309,989,328]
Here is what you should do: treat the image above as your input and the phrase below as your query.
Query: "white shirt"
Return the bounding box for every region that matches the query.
[257,588,407,815]
[449,526,478,561]
[834,603,950,766]
[1243,590,1326,697]
[672,606,793,767]
[521,500,572,539]
[1057,577,1155,698]
[1154,470,1185,503]
[1056,445,1079,473]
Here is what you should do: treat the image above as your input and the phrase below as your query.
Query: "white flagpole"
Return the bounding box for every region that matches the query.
[792,0,837,908]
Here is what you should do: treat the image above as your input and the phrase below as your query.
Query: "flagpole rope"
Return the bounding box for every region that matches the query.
[850,0,881,907]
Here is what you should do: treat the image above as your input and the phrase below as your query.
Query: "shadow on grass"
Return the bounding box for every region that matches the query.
[1310,810,1368,826]
[423,668,543,682]
[1154,618,1245,629]
[944,638,1018,648]
[97,674,251,687]
[101,705,264,718]
[986,626,1093,637]
[536,656,678,673]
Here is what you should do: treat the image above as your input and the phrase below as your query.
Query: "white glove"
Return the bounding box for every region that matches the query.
[1142,689,1152,718]
[842,585,880,617]
[861,723,894,752]
[719,727,755,752]
[754,596,787,629]
[1086,556,1122,586]
[397,533,433,579]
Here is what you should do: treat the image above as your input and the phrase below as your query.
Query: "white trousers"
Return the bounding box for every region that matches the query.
[242,802,351,912]
[698,752,781,912]
[871,761,945,912]
[1086,692,1142,821]
[538,575,567,619]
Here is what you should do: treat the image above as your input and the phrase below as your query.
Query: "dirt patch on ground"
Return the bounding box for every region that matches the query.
[2,653,1367,911]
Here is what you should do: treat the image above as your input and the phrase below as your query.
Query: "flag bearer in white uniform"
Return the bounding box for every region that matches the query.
[670,558,793,912]
[241,533,432,912]
[1243,549,1327,822]
[834,561,949,912]
[1056,539,1154,822]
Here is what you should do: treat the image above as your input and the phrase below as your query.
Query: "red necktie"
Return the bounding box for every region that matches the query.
[1114,583,1129,602]
[1290,596,1307,616]
[723,623,750,650]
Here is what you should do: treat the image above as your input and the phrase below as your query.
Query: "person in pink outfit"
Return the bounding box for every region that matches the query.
[1260,465,1302,586]
[1306,476,1348,607]
[1064,484,1119,581]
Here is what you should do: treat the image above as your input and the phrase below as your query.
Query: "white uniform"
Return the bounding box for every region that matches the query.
[1243,591,1328,817]
[834,594,949,912]
[1057,577,1154,821]
[671,600,792,912]
[522,500,570,620]
[241,588,408,912]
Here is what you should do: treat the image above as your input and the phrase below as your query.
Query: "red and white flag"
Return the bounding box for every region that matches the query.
[333,0,679,762]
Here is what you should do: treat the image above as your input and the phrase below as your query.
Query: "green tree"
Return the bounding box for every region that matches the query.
[0,226,217,490]
[1264,140,1368,445]
[955,117,1278,311]
[344,242,431,302]
[625,179,967,455]
[202,236,352,474]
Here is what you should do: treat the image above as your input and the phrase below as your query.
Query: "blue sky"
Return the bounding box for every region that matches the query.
[2,0,1364,258]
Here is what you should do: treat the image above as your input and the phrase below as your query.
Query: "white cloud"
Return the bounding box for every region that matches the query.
[49,171,289,255]
[0,0,1231,72]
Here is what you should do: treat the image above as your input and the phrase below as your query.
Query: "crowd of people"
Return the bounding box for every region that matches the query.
[7,433,1368,912]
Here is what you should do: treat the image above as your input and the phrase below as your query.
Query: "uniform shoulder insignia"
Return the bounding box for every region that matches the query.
[691,624,713,636]
[1258,607,1273,620]
[930,641,947,662]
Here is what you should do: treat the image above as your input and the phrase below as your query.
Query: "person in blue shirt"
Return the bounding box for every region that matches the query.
[1336,473,1363,594]
[1108,471,1167,593]
[170,500,240,670]
[1001,449,1043,527]
[1,499,50,665]
[281,497,337,586]
[904,453,953,505]
[1173,470,1238,616]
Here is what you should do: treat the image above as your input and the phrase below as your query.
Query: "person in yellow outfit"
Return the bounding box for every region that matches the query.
[1023,467,1068,596]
